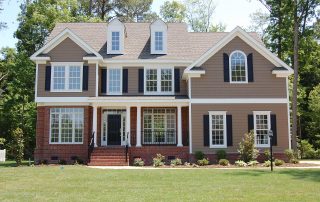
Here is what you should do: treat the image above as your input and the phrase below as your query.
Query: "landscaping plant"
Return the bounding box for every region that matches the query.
[133,158,145,166]
[216,150,227,161]
[194,151,205,161]
[238,131,259,162]
[9,128,24,166]
[274,159,285,166]
[235,160,247,167]
[197,158,209,166]
[247,160,259,167]
[153,154,165,167]
[170,158,182,166]
[218,159,229,166]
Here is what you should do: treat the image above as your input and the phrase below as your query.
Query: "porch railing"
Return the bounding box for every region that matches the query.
[88,132,95,161]
[142,129,176,145]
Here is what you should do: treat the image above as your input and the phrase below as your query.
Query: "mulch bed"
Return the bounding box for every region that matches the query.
[147,163,320,168]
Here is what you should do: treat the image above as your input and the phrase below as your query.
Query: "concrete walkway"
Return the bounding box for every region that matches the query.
[300,160,320,165]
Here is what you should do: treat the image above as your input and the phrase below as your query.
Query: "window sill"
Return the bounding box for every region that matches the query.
[229,81,248,84]
[210,145,227,149]
[255,144,270,148]
[49,142,83,145]
[50,90,83,93]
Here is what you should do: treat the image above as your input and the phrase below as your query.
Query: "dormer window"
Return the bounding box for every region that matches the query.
[150,19,167,54]
[107,18,125,54]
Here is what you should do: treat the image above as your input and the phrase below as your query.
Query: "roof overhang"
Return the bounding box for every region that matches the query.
[183,26,293,79]
[30,28,103,61]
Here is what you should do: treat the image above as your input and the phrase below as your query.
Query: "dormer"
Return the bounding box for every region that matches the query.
[150,19,168,55]
[107,18,125,54]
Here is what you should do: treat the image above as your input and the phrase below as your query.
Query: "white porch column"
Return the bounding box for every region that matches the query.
[126,106,131,146]
[136,106,142,147]
[92,106,98,147]
[177,106,183,147]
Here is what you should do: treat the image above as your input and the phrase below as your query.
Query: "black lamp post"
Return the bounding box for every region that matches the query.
[268,130,273,172]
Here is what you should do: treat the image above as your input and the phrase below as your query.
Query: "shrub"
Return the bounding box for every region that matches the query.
[216,150,227,161]
[73,157,84,165]
[299,140,315,159]
[247,160,259,167]
[133,158,145,166]
[195,151,205,161]
[264,149,271,161]
[184,162,191,167]
[197,158,210,166]
[238,131,259,162]
[284,149,295,162]
[263,160,271,167]
[218,159,229,166]
[235,160,247,167]
[291,158,299,164]
[153,154,165,167]
[170,158,182,166]
[274,159,284,166]
[305,150,317,159]
[9,128,24,166]
[0,138,5,150]
[58,159,67,165]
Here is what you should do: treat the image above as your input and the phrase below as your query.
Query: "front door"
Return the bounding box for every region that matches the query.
[107,114,122,145]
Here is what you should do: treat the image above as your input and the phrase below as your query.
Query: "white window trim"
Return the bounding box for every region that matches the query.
[209,111,227,148]
[253,111,271,148]
[107,67,123,95]
[229,50,248,84]
[50,62,83,92]
[144,67,174,95]
[49,108,84,144]
[107,22,124,55]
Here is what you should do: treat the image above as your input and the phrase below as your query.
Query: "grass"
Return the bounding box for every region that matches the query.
[0,163,320,202]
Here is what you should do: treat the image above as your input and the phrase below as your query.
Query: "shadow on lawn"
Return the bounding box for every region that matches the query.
[226,169,320,182]
[0,161,33,168]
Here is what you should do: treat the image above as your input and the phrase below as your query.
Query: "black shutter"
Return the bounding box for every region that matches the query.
[227,115,233,146]
[203,115,209,146]
[101,69,107,94]
[271,114,277,146]
[82,65,89,91]
[174,68,180,93]
[247,53,254,82]
[138,69,144,93]
[45,66,51,91]
[248,114,254,132]
[122,69,128,93]
[223,53,229,82]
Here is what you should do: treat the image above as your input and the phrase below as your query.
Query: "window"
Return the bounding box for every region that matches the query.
[155,31,163,51]
[51,63,83,92]
[209,111,227,148]
[112,31,120,51]
[107,68,122,94]
[50,108,84,144]
[145,68,173,94]
[254,111,271,147]
[143,108,176,144]
[230,51,247,83]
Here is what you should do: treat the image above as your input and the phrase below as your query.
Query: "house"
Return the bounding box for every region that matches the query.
[31,19,293,165]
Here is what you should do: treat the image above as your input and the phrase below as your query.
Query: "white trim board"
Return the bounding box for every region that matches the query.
[191,98,288,104]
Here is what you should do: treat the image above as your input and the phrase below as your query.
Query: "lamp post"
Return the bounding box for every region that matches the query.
[268,130,273,172]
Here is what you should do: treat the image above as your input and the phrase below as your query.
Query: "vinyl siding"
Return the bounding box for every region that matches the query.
[191,37,287,98]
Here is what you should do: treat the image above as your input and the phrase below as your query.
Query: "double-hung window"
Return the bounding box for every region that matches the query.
[51,63,83,92]
[155,31,163,51]
[229,50,248,83]
[253,111,271,147]
[145,68,173,94]
[209,111,227,148]
[107,68,122,95]
[112,31,120,51]
[50,108,84,144]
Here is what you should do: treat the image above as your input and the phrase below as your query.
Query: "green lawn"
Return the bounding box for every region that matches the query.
[0,163,319,202]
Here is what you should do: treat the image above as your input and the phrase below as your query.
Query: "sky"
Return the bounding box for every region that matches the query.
[0,0,267,49]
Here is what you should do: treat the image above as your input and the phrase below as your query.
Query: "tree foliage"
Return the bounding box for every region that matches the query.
[0,0,6,30]
[160,0,186,23]
[113,0,154,22]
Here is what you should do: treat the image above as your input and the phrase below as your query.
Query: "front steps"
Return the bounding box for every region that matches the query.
[88,147,129,166]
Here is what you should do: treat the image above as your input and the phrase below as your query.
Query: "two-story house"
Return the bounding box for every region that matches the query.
[31,19,293,165]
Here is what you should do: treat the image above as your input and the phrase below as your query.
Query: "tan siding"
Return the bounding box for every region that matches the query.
[191,103,289,153]
[191,37,287,98]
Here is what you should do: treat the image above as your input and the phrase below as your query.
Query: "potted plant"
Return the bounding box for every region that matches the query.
[0,138,6,162]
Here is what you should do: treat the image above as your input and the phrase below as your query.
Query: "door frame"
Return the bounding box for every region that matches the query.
[101,109,126,146]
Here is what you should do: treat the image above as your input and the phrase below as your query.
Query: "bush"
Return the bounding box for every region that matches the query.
[291,158,299,164]
[238,131,259,162]
[305,150,317,159]
[133,158,145,166]
[58,159,67,165]
[235,160,247,167]
[197,158,210,166]
[274,159,284,166]
[170,158,182,166]
[216,150,227,161]
[247,160,259,167]
[299,140,315,159]
[73,157,84,165]
[0,138,5,150]
[284,149,295,162]
[218,159,229,166]
[195,151,205,161]
[264,149,271,161]
[263,160,271,167]
[153,154,165,167]
[9,128,24,166]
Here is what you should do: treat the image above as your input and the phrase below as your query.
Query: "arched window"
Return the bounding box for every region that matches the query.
[229,51,247,83]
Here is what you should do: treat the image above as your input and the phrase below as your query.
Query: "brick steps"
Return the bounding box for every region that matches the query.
[89,147,128,166]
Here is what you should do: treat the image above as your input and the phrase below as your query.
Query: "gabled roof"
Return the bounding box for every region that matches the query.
[184,27,293,77]
[30,28,102,60]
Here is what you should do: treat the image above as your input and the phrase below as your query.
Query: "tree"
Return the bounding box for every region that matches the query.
[113,0,153,22]
[160,0,186,23]
[0,0,6,30]
[306,84,320,148]
[248,10,270,38]
[9,128,24,166]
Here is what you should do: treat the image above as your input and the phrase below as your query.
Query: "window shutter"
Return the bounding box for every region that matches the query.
[122,69,128,93]
[174,68,180,93]
[203,115,209,146]
[223,53,229,82]
[247,53,254,82]
[138,69,144,93]
[82,65,89,91]
[101,69,107,94]
[45,66,51,91]
[226,115,233,146]
[271,114,277,146]
[248,114,254,132]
